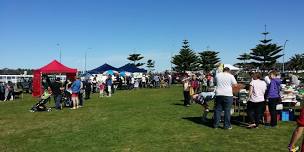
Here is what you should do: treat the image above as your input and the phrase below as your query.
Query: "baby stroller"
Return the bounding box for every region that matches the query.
[30,91,52,112]
[62,90,72,107]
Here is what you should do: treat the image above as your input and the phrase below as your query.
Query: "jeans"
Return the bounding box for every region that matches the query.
[268,98,280,126]
[247,101,265,127]
[213,96,233,128]
[54,94,62,109]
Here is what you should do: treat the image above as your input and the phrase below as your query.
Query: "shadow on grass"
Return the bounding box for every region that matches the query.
[182,117,214,128]
[183,115,252,128]
[172,103,185,106]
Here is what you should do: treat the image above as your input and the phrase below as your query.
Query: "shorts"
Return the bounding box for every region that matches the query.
[72,93,78,97]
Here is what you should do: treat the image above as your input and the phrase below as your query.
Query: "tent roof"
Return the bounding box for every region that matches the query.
[224,64,240,71]
[36,60,77,73]
[88,63,118,74]
[118,63,147,73]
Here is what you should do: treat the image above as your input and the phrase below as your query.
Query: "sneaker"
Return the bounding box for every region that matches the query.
[288,145,299,152]
[247,123,257,129]
[224,127,232,130]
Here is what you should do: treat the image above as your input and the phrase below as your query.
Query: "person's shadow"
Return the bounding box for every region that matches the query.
[182,116,214,128]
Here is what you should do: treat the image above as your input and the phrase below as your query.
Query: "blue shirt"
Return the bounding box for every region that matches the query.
[71,79,81,93]
[106,78,112,86]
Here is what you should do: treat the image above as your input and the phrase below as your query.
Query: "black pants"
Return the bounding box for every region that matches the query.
[268,98,280,126]
[183,91,190,106]
[79,92,84,106]
[0,92,4,101]
[85,90,91,99]
[247,101,265,126]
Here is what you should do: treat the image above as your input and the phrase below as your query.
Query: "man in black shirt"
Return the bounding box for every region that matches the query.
[51,78,64,110]
[84,79,92,99]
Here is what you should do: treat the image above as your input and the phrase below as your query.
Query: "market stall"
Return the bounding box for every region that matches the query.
[32,60,77,97]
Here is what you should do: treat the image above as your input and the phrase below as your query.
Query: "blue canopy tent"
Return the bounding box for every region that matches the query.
[88,63,118,74]
[80,72,92,80]
[118,63,147,73]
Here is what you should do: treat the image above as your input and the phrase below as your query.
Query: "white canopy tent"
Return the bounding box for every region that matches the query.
[224,64,240,71]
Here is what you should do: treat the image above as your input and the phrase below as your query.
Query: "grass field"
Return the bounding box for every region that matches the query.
[0,86,299,152]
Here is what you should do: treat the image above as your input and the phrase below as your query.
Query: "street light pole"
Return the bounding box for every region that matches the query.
[85,48,92,73]
[85,51,87,73]
[283,40,288,73]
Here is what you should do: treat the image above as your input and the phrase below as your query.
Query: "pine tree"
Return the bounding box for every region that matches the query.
[171,40,198,73]
[288,54,304,73]
[236,53,251,70]
[127,53,145,67]
[146,59,155,72]
[250,26,283,72]
[198,51,220,73]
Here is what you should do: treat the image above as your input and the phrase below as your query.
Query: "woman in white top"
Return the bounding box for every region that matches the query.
[247,72,267,128]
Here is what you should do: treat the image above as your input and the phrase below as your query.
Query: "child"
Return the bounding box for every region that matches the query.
[192,90,215,122]
[98,81,105,98]
[182,77,191,107]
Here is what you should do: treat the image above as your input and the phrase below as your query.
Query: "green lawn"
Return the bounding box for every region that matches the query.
[0,86,299,152]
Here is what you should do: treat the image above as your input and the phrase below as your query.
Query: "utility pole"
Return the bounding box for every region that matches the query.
[85,48,92,73]
[283,40,289,73]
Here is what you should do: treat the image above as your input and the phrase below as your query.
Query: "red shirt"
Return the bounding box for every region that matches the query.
[297,107,304,127]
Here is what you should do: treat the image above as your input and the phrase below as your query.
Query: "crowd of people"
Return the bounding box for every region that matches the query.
[183,68,303,130]
[38,73,173,111]
[0,81,15,101]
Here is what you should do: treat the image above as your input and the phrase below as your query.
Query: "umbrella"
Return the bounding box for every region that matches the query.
[119,71,131,77]
[103,70,118,75]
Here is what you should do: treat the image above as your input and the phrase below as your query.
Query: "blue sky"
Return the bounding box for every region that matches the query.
[0,0,303,72]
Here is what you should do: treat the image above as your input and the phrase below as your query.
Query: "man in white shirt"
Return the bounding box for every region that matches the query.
[213,67,237,129]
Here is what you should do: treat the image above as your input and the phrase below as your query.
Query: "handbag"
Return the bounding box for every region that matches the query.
[189,87,195,96]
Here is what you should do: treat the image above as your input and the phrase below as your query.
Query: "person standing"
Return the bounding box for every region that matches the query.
[168,74,172,88]
[288,105,304,152]
[266,70,281,128]
[246,72,267,128]
[71,77,81,109]
[98,81,105,98]
[213,67,237,129]
[141,75,147,88]
[0,82,5,101]
[289,73,300,87]
[51,78,64,110]
[78,79,84,107]
[84,79,92,99]
[106,75,113,97]
[182,77,191,107]
[191,75,199,94]
[92,76,97,93]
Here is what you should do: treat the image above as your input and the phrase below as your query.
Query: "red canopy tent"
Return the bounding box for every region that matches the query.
[32,60,77,97]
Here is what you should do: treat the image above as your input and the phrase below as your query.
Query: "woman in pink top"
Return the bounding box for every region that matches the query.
[247,72,267,128]
[98,81,105,98]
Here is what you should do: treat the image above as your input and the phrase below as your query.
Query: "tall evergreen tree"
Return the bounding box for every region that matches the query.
[146,59,155,72]
[250,26,283,72]
[236,53,251,70]
[198,51,220,73]
[127,53,145,67]
[288,53,304,73]
[171,40,198,73]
